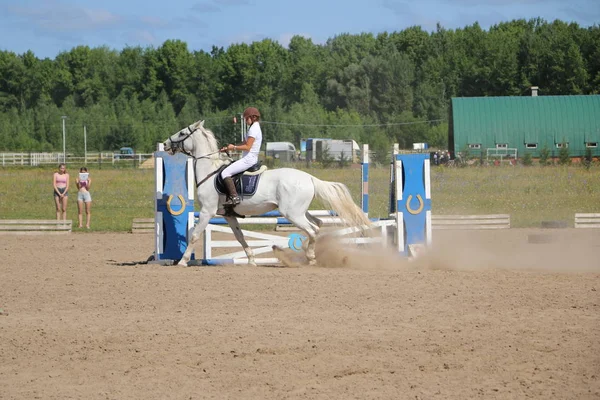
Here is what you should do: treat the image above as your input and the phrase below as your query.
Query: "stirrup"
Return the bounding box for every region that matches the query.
[224,196,241,206]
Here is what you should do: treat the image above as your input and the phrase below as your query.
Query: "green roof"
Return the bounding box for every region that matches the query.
[450,95,600,156]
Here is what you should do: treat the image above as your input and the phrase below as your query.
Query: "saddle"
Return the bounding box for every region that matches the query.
[214,161,268,206]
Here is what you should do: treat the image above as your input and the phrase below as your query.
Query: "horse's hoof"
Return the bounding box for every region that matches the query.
[249,261,257,267]
[308,259,317,266]
[178,261,189,267]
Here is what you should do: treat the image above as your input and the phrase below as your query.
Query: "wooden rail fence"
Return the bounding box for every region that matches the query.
[0,220,72,235]
[574,213,600,228]
[132,218,154,234]
[431,214,511,230]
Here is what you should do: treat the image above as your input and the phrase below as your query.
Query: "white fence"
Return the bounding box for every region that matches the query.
[574,213,600,228]
[0,152,154,167]
[431,214,511,230]
[486,148,518,163]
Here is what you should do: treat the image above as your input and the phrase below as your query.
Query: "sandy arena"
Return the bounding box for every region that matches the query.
[1,228,599,399]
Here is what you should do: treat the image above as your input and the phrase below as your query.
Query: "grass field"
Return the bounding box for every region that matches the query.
[1,163,599,231]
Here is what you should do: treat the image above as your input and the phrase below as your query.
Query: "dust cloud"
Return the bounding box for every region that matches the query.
[274,228,600,273]
[414,229,600,273]
[273,234,409,270]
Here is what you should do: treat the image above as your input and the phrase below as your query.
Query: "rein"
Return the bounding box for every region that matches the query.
[167,124,229,187]
[196,167,222,188]
[167,126,221,159]
[195,157,234,188]
[193,150,221,160]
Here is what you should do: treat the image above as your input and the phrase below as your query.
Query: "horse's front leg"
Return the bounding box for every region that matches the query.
[224,216,256,266]
[178,210,212,267]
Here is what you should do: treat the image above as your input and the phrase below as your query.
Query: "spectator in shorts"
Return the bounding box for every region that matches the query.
[76,167,92,229]
[53,163,69,220]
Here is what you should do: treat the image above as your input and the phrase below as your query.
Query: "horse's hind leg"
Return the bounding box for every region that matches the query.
[224,216,256,266]
[306,212,323,228]
[285,213,319,266]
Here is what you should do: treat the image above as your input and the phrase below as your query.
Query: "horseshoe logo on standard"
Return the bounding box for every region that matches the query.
[166,194,186,216]
[406,194,424,215]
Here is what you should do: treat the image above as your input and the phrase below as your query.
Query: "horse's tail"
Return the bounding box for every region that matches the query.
[312,178,371,228]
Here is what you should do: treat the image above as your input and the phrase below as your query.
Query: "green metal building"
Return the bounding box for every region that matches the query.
[449,95,600,160]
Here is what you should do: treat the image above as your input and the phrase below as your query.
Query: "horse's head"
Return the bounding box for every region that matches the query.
[163,120,204,156]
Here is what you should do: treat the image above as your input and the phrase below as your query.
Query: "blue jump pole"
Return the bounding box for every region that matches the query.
[361,143,369,215]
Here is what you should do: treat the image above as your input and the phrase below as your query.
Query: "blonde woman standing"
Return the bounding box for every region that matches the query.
[53,163,69,220]
[76,167,92,229]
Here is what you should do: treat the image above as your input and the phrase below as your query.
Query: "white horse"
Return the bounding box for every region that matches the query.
[163,120,371,267]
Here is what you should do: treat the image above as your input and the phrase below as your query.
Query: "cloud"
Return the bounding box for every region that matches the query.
[191,2,222,13]
[379,1,442,30]
[441,0,549,4]
[127,30,157,45]
[5,2,121,32]
[225,32,265,45]
[380,0,410,16]
[213,0,251,6]
[382,0,550,7]
[380,0,599,24]
[559,5,600,25]
[0,0,189,52]
[191,0,251,13]
[277,33,315,48]
[379,0,591,31]
[140,16,171,29]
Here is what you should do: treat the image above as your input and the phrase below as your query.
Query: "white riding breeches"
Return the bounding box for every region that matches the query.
[221,155,258,179]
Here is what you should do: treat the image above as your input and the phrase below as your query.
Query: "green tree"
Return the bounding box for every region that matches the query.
[0,18,599,154]
[141,48,164,101]
[116,46,145,98]
[325,50,414,120]
[582,146,593,169]
[286,36,326,105]
[157,40,193,114]
[216,39,288,110]
[518,19,588,95]
[338,150,349,168]
[191,50,217,114]
[539,144,551,165]
[0,51,25,111]
[558,141,571,165]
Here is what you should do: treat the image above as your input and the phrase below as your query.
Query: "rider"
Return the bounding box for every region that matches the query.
[219,106,263,206]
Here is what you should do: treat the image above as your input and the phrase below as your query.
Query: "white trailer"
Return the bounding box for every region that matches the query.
[310,139,360,163]
[266,142,297,161]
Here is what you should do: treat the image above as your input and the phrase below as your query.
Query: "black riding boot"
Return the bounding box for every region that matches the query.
[223,177,241,206]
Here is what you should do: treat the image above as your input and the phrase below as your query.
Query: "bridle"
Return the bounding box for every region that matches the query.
[166,125,229,187]
[166,125,197,158]
[166,125,221,160]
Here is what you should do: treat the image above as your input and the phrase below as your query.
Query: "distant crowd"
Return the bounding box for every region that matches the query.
[432,151,452,166]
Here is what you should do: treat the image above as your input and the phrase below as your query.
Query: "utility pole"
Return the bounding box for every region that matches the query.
[240,113,245,142]
[61,116,67,163]
[84,125,87,165]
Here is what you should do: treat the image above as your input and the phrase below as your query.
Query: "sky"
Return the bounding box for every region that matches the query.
[0,0,598,59]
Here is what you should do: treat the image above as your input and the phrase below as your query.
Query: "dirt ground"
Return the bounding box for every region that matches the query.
[1,228,599,399]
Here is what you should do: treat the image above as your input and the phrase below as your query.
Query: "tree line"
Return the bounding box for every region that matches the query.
[0,18,598,155]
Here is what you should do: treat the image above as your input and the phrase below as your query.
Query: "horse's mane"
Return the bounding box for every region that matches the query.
[195,123,224,166]
[198,125,219,153]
